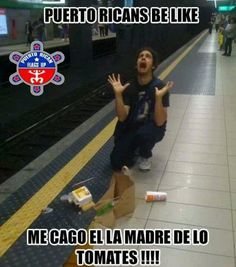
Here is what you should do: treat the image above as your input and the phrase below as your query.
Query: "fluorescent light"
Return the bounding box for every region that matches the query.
[206,0,218,7]
[215,0,217,8]
[218,5,236,11]
[42,0,65,4]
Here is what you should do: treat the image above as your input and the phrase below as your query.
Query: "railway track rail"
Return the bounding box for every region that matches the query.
[0,84,114,183]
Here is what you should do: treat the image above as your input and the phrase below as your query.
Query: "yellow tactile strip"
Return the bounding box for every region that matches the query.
[0,30,207,258]
[0,118,117,257]
[159,32,207,80]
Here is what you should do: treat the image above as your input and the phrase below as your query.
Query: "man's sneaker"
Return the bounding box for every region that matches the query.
[139,157,152,171]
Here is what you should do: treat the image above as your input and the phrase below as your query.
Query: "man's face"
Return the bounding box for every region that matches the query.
[136,50,154,75]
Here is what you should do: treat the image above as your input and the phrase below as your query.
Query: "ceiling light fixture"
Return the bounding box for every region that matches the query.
[214,0,217,8]
[42,0,65,4]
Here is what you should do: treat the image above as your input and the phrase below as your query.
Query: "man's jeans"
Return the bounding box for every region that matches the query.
[110,121,166,171]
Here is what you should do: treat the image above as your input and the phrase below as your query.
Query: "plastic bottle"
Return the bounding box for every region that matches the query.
[145,191,167,202]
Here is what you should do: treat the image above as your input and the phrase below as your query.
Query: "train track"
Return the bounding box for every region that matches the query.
[0,85,114,184]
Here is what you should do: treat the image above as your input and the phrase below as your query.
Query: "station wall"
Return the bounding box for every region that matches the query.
[0,8,54,46]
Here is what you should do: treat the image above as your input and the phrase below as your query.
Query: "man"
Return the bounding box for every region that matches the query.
[215,13,221,32]
[223,18,236,57]
[35,18,45,42]
[108,47,173,172]
[25,20,33,46]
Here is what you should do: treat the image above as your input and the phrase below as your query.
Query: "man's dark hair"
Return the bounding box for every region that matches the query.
[136,47,158,69]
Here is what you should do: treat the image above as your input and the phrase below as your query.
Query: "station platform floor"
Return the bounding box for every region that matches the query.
[0,33,116,56]
[0,30,236,266]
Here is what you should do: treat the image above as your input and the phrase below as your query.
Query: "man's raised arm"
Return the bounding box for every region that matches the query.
[154,81,174,126]
[108,74,130,122]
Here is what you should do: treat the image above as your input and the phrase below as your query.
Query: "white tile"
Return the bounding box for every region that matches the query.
[186,107,224,115]
[127,198,152,219]
[176,135,226,145]
[225,109,236,116]
[224,96,236,104]
[227,131,236,140]
[229,157,236,178]
[132,169,163,186]
[158,185,231,209]
[173,143,227,155]
[230,179,236,192]
[135,182,158,199]
[168,108,186,118]
[229,166,236,179]
[166,161,228,178]
[153,145,173,157]
[153,145,173,159]
[155,137,176,150]
[170,151,227,165]
[232,210,236,231]
[189,101,223,107]
[228,156,236,166]
[226,118,236,126]
[183,117,225,127]
[179,128,226,138]
[161,131,177,140]
[115,217,146,229]
[181,122,225,131]
[227,138,236,147]
[234,232,236,256]
[169,94,190,104]
[188,97,223,105]
[145,220,234,257]
[226,124,236,132]
[149,247,235,267]
[230,193,236,210]
[167,121,181,131]
[184,112,224,119]
[166,118,182,125]
[161,172,229,192]
[190,95,223,104]
[228,145,236,156]
[149,202,232,230]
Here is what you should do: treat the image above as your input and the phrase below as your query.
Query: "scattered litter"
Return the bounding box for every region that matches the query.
[70,186,92,206]
[41,207,53,214]
[122,166,131,176]
[96,201,114,216]
[145,191,167,202]
[61,186,95,211]
[60,194,71,202]
[72,177,96,188]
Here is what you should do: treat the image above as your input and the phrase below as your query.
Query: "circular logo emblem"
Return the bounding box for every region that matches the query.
[17,51,57,86]
[9,41,65,96]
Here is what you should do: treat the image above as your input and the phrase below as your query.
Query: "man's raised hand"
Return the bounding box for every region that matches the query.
[155,81,174,99]
[108,74,130,95]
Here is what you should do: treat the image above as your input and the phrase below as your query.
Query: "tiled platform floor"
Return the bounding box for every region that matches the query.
[111,33,236,266]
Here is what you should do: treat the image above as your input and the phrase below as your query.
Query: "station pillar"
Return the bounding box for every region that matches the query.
[68,0,94,69]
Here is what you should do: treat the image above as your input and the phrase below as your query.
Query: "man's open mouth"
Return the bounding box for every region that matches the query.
[140,62,147,68]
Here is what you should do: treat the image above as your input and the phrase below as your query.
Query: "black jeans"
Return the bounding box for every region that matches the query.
[225,37,233,56]
[110,121,166,171]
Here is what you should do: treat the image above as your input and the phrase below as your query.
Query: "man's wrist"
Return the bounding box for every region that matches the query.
[115,92,123,98]
[155,95,163,101]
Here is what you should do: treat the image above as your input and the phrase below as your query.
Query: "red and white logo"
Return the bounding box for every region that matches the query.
[9,41,65,96]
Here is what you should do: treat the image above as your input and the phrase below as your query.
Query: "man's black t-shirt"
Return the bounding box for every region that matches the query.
[124,77,169,124]
[114,77,169,137]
